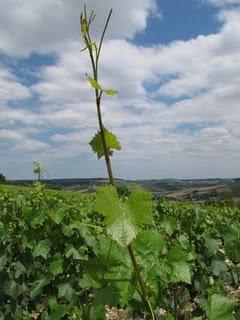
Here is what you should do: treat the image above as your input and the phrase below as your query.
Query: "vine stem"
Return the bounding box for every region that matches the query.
[174,285,179,319]
[81,6,155,319]
[128,244,156,319]
[83,6,115,186]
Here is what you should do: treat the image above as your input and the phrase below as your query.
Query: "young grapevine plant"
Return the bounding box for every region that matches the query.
[80,6,156,319]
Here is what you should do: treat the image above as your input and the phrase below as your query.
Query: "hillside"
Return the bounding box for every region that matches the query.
[8,177,240,201]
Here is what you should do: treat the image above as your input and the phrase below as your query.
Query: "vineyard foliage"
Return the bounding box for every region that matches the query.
[0,183,240,319]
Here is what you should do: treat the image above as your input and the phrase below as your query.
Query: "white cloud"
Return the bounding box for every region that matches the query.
[205,0,240,6]
[32,8,240,125]
[0,129,48,151]
[0,66,31,102]
[0,66,49,159]
[0,66,41,128]
[0,108,41,126]
[0,0,158,56]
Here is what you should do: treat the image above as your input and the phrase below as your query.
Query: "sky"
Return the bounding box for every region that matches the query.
[0,0,240,180]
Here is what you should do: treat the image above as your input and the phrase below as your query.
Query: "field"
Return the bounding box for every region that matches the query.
[0,183,240,319]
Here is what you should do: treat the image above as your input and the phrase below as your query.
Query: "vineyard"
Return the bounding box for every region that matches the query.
[0,183,240,319]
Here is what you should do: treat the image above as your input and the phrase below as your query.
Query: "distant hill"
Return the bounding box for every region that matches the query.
[8,177,240,201]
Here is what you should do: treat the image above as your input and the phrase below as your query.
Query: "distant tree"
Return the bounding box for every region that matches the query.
[0,173,6,184]
[33,162,48,181]
[229,179,240,197]
[220,187,234,204]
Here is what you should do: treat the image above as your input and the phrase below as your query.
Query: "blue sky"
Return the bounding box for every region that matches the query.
[135,0,221,45]
[0,0,240,180]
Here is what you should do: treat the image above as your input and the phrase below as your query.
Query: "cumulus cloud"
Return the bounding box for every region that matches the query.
[0,65,49,164]
[0,66,31,102]
[0,129,48,151]
[33,8,240,124]
[0,0,157,56]
[205,0,240,6]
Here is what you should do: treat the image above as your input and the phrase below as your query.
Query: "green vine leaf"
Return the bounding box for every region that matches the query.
[103,89,119,96]
[89,128,121,159]
[30,277,51,299]
[87,75,102,90]
[49,253,64,277]
[208,294,235,320]
[32,239,51,259]
[86,75,118,95]
[95,186,153,246]
[127,188,153,225]
[172,261,191,284]
[166,246,191,284]
[58,282,75,301]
